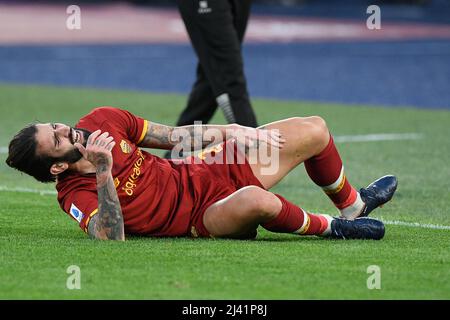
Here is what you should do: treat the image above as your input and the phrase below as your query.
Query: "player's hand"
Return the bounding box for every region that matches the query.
[74,130,116,172]
[234,125,285,149]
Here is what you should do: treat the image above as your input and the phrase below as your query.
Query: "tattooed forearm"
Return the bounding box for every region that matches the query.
[139,122,235,151]
[140,122,174,149]
[181,125,221,150]
[88,168,125,241]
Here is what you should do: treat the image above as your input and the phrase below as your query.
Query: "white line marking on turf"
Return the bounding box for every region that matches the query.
[382,220,450,230]
[0,133,423,154]
[334,133,423,143]
[0,185,57,196]
[0,185,448,230]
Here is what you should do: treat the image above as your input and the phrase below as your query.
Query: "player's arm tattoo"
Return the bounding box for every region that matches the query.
[176,125,221,150]
[87,164,125,241]
[140,122,174,149]
[139,122,229,150]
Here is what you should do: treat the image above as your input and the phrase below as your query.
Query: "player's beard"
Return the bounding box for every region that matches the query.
[55,128,92,164]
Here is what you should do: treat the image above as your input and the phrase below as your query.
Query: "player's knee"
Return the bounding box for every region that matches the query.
[304,116,329,149]
[290,116,328,135]
[307,116,328,137]
[241,186,266,210]
[310,116,328,131]
[241,186,281,220]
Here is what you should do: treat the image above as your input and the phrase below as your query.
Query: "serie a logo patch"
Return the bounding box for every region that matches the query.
[69,203,84,223]
[120,140,132,154]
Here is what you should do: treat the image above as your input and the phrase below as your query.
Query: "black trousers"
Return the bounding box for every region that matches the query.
[175,0,258,127]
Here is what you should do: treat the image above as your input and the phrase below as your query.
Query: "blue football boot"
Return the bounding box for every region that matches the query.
[330,217,385,240]
[358,175,398,217]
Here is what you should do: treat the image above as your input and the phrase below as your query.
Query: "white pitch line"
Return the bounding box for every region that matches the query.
[0,185,57,196]
[0,133,423,155]
[382,219,450,231]
[334,133,423,143]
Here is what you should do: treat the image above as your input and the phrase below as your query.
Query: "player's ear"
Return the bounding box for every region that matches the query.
[50,162,69,175]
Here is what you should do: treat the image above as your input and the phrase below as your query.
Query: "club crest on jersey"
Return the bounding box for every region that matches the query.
[69,203,84,223]
[120,140,132,154]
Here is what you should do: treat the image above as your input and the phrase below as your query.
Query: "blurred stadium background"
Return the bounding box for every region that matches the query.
[0,0,449,300]
[1,0,449,108]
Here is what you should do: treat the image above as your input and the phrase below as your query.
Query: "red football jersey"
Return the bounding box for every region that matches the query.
[57,107,264,237]
[57,107,193,236]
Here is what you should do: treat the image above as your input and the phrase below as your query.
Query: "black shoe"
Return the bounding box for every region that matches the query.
[359,175,398,217]
[330,217,385,240]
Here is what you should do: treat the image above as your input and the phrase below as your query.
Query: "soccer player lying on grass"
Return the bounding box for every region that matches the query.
[6,107,397,241]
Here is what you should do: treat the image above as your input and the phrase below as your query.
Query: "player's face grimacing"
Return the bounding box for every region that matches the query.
[35,123,91,163]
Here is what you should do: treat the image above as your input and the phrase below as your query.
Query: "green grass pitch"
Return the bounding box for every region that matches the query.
[0,84,449,299]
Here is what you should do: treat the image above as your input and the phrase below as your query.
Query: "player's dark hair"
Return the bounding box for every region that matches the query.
[5,123,57,183]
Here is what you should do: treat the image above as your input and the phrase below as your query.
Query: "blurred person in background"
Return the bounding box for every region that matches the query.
[166,0,258,158]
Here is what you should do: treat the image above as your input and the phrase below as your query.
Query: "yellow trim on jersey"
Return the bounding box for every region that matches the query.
[137,120,149,145]
[83,208,99,233]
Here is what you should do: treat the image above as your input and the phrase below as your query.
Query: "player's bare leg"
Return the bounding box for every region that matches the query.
[202,185,386,240]
[204,117,395,240]
[203,185,333,239]
[248,117,397,219]
[203,186,281,239]
[248,116,329,189]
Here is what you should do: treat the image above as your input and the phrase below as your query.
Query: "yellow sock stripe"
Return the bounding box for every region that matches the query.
[321,167,346,195]
[83,208,99,233]
[293,210,311,234]
[324,174,347,195]
[299,215,311,235]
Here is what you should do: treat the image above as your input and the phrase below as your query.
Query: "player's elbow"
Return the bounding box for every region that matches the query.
[87,215,125,241]
[89,231,125,241]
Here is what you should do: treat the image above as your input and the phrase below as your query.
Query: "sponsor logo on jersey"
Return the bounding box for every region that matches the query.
[122,148,145,196]
[69,203,84,223]
[120,140,132,154]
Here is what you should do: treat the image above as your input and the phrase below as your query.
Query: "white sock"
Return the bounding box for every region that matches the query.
[319,214,334,236]
[339,192,365,220]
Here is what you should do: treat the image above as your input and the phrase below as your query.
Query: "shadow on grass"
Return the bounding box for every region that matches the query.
[5,226,383,245]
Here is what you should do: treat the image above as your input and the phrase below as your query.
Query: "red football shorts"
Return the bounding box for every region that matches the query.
[186,139,265,238]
